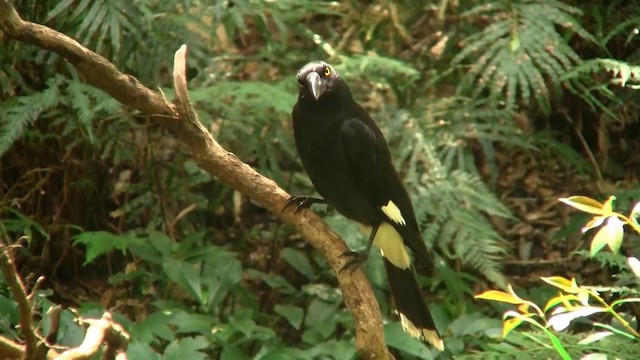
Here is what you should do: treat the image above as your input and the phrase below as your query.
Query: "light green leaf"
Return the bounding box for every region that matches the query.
[274,305,304,330]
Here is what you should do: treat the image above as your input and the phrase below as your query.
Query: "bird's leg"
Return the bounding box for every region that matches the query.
[340,224,379,274]
[283,195,326,213]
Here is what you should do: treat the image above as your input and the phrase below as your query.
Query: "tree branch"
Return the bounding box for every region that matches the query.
[0,1,391,358]
[54,312,129,360]
[0,239,39,360]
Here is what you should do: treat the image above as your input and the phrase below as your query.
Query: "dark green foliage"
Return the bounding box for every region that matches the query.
[1,0,639,358]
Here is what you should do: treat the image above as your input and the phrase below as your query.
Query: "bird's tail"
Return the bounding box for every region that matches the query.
[383,259,444,350]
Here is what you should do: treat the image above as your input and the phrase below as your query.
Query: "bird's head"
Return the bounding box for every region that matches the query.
[296,61,343,101]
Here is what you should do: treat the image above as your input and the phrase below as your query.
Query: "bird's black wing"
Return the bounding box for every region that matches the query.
[338,112,433,268]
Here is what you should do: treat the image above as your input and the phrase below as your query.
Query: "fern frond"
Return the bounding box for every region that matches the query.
[393,130,511,288]
[454,0,595,112]
[0,75,66,155]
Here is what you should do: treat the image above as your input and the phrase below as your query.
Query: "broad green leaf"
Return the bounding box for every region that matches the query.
[162,258,203,304]
[559,196,605,215]
[162,336,208,360]
[578,331,613,345]
[127,342,161,360]
[274,304,304,330]
[281,247,315,279]
[384,322,433,359]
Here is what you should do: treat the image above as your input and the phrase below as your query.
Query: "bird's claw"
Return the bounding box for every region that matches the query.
[339,250,366,274]
[283,195,324,213]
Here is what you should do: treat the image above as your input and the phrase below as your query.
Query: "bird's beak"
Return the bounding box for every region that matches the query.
[306,72,327,101]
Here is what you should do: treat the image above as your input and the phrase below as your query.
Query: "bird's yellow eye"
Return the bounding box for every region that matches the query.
[323,67,331,77]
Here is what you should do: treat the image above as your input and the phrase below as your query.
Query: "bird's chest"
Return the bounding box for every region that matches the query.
[293,114,349,186]
[292,110,376,222]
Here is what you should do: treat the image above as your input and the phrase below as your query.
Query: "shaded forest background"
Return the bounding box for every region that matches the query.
[1,0,639,358]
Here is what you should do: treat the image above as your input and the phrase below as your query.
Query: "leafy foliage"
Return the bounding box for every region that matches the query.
[453,0,595,111]
[1,0,639,358]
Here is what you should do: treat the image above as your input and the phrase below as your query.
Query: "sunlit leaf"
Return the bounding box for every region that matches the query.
[578,331,614,345]
[580,354,607,360]
[589,216,624,256]
[548,306,605,331]
[590,223,610,256]
[544,294,580,312]
[541,276,579,293]
[627,257,640,278]
[502,316,522,338]
[559,196,605,215]
[601,196,616,215]
[475,284,527,305]
[581,216,606,233]
[605,216,624,254]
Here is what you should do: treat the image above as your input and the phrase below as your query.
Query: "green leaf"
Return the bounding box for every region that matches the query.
[162,258,203,304]
[162,336,209,360]
[281,247,315,279]
[384,322,434,359]
[126,342,161,360]
[73,231,132,265]
[274,304,304,330]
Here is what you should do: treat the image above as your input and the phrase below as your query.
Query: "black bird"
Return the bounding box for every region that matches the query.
[285,61,444,350]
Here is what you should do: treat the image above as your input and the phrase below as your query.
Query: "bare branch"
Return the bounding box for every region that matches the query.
[54,312,129,360]
[0,334,25,359]
[0,1,392,357]
[0,239,39,360]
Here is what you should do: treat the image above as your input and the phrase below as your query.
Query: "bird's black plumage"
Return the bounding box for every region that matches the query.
[287,61,443,350]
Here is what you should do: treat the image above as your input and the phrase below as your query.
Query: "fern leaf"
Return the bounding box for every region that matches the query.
[0,75,65,155]
[454,0,595,112]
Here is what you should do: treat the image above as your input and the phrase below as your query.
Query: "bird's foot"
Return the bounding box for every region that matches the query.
[283,195,325,213]
[339,250,367,274]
